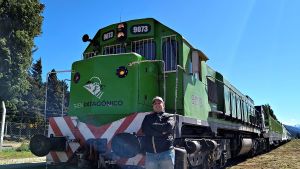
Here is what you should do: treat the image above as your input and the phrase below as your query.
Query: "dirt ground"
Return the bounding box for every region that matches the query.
[227,139,300,169]
[1,139,299,168]
[2,140,23,148]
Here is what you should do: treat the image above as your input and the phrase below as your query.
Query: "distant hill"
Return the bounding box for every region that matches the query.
[284,124,300,138]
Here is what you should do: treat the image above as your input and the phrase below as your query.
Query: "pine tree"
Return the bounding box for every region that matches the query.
[43,69,70,119]
[61,80,70,116]
[46,69,63,118]
[263,104,277,120]
[24,58,44,123]
[31,58,43,85]
[0,0,44,121]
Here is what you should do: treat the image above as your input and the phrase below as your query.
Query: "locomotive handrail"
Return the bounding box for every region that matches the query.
[128,60,166,102]
[175,65,186,115]
[44,70,74,135]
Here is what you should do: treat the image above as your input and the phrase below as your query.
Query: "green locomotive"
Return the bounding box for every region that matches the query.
[30,18,287,169]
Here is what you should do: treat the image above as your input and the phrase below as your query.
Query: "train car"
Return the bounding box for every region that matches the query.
[282,124,291,143]
[256,105,283,147]
[265,112,283,146]
[30,18,282,169]
[286,130,292,141]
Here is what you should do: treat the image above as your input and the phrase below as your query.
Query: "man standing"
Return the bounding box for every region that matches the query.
[142,96,175,169]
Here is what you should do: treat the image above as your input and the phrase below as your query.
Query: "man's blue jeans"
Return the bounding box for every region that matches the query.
[145,149,175,169]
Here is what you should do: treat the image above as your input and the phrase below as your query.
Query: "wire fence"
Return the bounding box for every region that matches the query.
[0,122,48,141]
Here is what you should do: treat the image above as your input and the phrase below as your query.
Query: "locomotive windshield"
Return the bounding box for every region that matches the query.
[131,38,156,60]
[102,44,125,55]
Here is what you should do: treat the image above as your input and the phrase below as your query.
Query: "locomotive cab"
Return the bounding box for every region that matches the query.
[69,18,185,125]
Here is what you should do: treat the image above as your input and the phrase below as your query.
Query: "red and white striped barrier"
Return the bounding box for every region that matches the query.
[46,112,150,166]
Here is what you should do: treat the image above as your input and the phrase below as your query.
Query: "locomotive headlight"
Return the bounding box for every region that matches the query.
[116,22,127,42]
[117,32,125,38]
[119,70,125,76]
[116,66,128,78]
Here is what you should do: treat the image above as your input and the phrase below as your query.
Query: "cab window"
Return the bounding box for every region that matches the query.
[103,44,125,55]
[131,38,156,60]
[162,35,178,71]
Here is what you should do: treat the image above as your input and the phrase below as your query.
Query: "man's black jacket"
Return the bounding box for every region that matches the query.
[141,112,175,153]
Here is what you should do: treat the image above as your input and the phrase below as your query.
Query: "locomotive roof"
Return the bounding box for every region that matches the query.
[84,18,209,61]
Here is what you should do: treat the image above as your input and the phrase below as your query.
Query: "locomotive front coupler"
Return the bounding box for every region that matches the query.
[49,134,68,151]
[76,138,124,169]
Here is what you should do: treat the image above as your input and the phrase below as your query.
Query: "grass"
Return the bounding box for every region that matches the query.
[0,142,36,160]
[227,139,300,169]
[0,149,35,159]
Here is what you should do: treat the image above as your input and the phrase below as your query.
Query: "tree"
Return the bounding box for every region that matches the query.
[263,104,277,120]
[22,58,44,123]
[46,69,60,118]
[61,80,70,116]
[31,58,43,85]
[0,0,44,121]
[45,69,70,119]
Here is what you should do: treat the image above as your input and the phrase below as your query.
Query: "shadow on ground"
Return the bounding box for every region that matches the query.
[0,162,46,169]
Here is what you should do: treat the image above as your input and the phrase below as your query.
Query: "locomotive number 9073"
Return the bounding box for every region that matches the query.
[131,24,151,34]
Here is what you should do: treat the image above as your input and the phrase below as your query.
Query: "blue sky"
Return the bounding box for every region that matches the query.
[34,0,300,126]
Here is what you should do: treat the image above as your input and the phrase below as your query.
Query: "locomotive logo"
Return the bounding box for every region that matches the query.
[84,77,104,99]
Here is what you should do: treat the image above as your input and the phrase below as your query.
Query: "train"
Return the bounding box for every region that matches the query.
[30,18,291,169]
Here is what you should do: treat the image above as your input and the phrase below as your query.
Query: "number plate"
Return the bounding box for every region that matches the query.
[102,30,115,41]
[130,24,151,34]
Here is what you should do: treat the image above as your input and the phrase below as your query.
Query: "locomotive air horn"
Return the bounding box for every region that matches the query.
[82,34,92,42]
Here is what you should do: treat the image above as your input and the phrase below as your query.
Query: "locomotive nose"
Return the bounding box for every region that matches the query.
[69,53,160,126]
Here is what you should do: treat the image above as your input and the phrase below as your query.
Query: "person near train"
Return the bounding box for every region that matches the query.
[141,96,175,169]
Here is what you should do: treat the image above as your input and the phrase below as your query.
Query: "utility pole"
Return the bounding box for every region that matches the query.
[0,101,7,151]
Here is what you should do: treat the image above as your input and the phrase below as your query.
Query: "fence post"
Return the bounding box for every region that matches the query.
[28,124,31,139]
[19,122,22,141]
[0,101,7,151]
[10,122,12,136]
